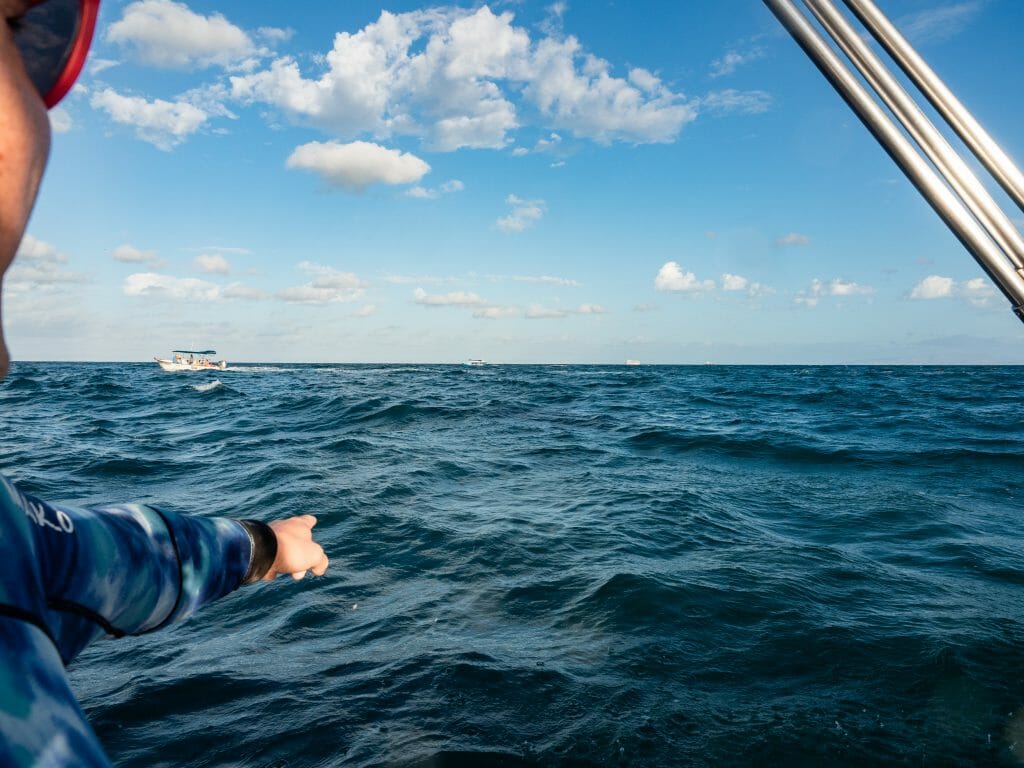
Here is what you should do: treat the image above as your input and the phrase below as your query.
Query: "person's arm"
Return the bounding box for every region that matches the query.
[18,488,327,663]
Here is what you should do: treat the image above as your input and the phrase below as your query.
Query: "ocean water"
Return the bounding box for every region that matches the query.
[2,362,1024,767]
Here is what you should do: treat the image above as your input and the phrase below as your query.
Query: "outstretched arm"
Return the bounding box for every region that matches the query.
[4,477,328,664]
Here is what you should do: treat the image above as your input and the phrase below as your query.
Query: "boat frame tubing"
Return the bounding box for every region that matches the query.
[762,0,1024,324]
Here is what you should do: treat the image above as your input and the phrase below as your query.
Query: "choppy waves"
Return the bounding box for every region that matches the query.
[3,363,1024,766]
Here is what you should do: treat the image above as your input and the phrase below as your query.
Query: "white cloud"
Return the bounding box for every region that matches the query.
[497,194,545,232]
[899,2,983,45]
[383,274,458,285]
[278,262,367,303]
[286,141,430,191]
[910,274,955,299]
[49,107,73,134]
[722,273,748,291]
[577,303,606,314]
[123,272,220,301]
[413,287,487,307]
[257,27,294,44]
[230,6,695,151]
[776,232,811,247]
[795,277,874,307]
[525,304,570,319]
[113,243,163,269]
[709,47,765,78]
[473,305,519,319]
[654,261,715,293]
[223,283,268,300]
[959,277,995,306]
[8,235,88,288]
[700,89,773,115]
[405,178,464,199]
[91,88,208,150]
[910,274,995,306]
[89,58,120,75]
[195,254,230,274]
[828,278,874,296]
[511,274,580,287]
[351,304,377,317]
[107,0,256,70]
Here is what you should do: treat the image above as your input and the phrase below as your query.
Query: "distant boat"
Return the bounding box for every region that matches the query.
[625,359,641,366]
[155,350,227,372]
[463,359,486,367]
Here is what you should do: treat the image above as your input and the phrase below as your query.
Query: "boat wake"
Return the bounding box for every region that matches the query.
[193,380,223,393]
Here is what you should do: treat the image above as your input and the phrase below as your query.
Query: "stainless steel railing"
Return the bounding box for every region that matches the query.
[763,0,1024,324]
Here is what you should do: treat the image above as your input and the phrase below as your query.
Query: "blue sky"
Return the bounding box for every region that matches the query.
[9,0,1024,363]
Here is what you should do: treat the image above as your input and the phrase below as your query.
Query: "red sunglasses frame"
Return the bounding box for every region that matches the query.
[27,0,101,109]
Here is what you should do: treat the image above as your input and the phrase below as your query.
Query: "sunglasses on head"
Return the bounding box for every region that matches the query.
[11,0,100,109]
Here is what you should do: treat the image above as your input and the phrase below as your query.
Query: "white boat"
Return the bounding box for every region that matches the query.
[463,359,486,367]
[625,359,641,366]
[155,350,227,372]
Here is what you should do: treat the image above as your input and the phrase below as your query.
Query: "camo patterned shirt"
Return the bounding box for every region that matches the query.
[0,473,255,767]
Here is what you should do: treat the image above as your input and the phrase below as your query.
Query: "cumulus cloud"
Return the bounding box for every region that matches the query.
[91,88,208,150]
[8,236,88,288]
[286,141,430,191]
[828,278,874,296]
[123,272,220,301]
[473,305,519,319]
[511,274,579,287]
[278,261,367,303]
[230,6,695,151]
[722,273,748,291]
[383,274,458,285]
[413,287,487,307]
[525,304,569,319]
[107,0,256,69]
[113,243,163,269]
[654,261,715,293]
[195,254,230,274]
[49,108,73,134]
[794,277,874,307]
[775,232,811,247]
[351,304,377,317]
[222,283,268,300]
[910,274,995,306]
[709,47,766,78]
[577,303,606,314]
[89,58,120,75]
[405,179,464,199]
[497,194,545,232]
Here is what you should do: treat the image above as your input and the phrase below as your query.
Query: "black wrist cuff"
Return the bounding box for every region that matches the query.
[238,520,278,584]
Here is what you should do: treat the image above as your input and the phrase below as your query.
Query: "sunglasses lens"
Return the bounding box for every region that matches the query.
[13,0,81,103]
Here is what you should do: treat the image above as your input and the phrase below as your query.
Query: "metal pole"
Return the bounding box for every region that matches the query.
[804,0,1024,271]
[761,0,1024,322]
[843,0,1024,215]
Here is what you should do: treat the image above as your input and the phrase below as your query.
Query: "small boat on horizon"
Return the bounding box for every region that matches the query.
[155,350,227,372]
[463,359,486,367]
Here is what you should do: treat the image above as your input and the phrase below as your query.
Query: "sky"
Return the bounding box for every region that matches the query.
[9,0,1024,364]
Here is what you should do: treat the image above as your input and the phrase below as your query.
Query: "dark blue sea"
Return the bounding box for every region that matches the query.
[3,363,1024,767]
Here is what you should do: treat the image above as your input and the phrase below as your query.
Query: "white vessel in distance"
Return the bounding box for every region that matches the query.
[155,350,227,372]
[463,358,486,367]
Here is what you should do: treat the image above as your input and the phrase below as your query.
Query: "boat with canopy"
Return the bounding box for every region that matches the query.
[154,350,227,372]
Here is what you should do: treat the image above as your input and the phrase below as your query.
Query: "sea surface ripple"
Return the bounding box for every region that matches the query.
[3,363,1024,767]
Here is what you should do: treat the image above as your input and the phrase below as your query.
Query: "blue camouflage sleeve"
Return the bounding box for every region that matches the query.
[4,475,254,662]
[0,473,258,767]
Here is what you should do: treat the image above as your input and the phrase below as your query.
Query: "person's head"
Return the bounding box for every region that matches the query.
[0,0,99,378]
